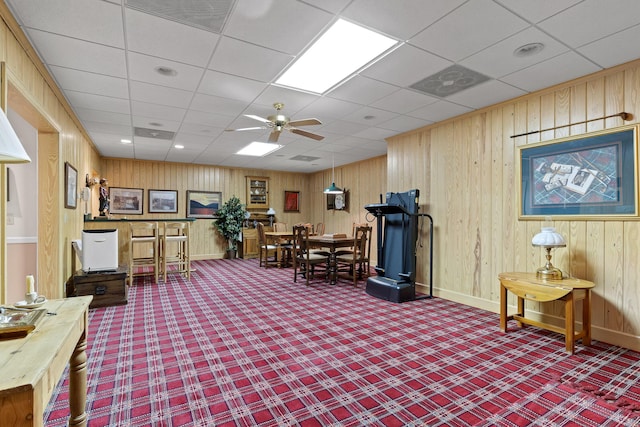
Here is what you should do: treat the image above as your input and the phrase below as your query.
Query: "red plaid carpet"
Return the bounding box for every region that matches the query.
[45,259,640,426]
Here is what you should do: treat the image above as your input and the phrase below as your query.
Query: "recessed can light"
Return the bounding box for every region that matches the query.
[514,42,544,58]
[174,144,184,149]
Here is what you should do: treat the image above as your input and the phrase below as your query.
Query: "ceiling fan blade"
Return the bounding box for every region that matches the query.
[268,130,281,142]
[244,114,272,124]
[288,118,322,127]
[225,126,268,132]
[290,128,324,141]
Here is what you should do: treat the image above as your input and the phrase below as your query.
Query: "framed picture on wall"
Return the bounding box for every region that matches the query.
[284,190,299,212]
[326,190,349,211]
[518,124,638,219]
[148,189,178,213]
[64,162,77,209]
[187,190,222,218]
[110,187,144,215]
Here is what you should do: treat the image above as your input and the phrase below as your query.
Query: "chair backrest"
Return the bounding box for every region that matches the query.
[256,222,267,246]
[163,221,189,240]
[315,222,325,235]
[129,221,158,240]
[352,225,370,261]
[273,222,288,232]
[293,224,312,259]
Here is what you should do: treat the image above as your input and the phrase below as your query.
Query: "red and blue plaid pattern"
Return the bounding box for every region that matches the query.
[44,259,640,426]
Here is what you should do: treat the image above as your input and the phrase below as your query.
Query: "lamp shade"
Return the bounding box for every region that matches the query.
[323,182,343,194]
[531,227,566,247]
[0,108,30,163]
[266,207,276,215]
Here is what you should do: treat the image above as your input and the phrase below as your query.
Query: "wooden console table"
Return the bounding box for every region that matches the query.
[498,272,595,354]
[0,296,92,426]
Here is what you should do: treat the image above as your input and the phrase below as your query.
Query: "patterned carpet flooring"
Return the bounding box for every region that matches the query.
[44,259,640,426]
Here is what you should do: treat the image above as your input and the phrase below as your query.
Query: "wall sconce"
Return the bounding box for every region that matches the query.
[531,222,566,279]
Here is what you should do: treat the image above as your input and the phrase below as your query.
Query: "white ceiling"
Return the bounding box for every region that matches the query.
[5,0,640,172]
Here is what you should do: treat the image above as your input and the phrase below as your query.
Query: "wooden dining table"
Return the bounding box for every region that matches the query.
[308,234,354,285]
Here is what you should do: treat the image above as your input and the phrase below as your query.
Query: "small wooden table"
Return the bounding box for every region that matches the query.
[498,272,595,354]
[0,296,92,426]
[308,235,354,285]
[265,231,294,267]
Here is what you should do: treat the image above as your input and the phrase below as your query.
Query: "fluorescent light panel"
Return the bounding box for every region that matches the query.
[236,141,282,157]
[276,19,397,94]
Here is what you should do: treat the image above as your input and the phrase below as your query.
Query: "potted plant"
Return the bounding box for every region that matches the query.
[213,195,246,259]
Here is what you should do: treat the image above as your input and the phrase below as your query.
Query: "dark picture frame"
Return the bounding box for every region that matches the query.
[64,162,77,209]
[326,190,349,211]
[284,190,300,212]
[518,125,638,219]
[148,189,178,213]
[110,187,144,215]
[187,190,222,218]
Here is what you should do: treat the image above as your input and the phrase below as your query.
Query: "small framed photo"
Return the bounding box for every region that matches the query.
[110,187,144,215]
[284,190,300,212]
[187,190,222,218]
[148,189,178,213]
[64,162,77,209]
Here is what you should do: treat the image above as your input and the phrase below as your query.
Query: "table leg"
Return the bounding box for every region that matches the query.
[328,248,337,285]
[500,284,508,332]
[583,289,592,346]
[68,329,88,426]
[564,292,575,354]
[516,296,525,328]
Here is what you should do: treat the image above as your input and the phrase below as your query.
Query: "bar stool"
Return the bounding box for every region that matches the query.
[128,222,159,285]
[161,221,190,282]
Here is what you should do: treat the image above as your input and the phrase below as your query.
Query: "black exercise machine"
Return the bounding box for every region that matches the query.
[364,189,433,303]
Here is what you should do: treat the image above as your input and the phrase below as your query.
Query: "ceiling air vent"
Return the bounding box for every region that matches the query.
[125,0,233,34]
[134,127,175,140]
[410,64,490,98]
[290,155,321,162]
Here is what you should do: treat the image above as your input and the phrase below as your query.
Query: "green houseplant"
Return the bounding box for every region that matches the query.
[213,195,246,258]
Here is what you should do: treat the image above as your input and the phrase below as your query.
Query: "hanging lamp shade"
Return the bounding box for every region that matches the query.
[0,108,30,163]
[323,182,343,194]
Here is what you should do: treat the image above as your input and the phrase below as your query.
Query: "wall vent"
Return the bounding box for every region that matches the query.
[125,0,233,34]
[134,127,175,140]
[410,64,490,98]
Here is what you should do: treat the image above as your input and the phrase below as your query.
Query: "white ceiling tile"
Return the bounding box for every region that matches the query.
[26,29,127,78]
[133,137,172,149]
[94,143,135,159]
[300,0,351,14]
[446,80,527,109]
[178,122,227,138]
[409,0,529,61]
[343,106,398,126]
[578,24,640,69]
[85,122,133,137]
[362,44,453,87]
[129,81,194,109]
[371,89,438,114]
[189,94,248,116]
[65,91,131,114]
[128,52,205,91]
[253,86,319,115]
[124,8,218,67]
[165,149,203,164]
[131,116,181,132]
[183,110,236,128]
[48,66,129,99]
[295,98,363,121]
[500,51,602,93]
[408,101,473,122]
[343,0,465,40]
[209,37,294,82]
[9,0,124,47]
[378,116,433,133]
[224,0,332,54]
[460,27,570,78]
[538,0,640,48]
[131,101,186,122]
[198,70,268,102]
[328,75,398,105]
[76,108,131,126]
[494,0,582,24]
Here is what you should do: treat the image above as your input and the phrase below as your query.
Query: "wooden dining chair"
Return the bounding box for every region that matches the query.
[256,222,279,268]
[292,224,329,285]
[273,222,293,266]
[315,222,325,236]
[336,225,371,286]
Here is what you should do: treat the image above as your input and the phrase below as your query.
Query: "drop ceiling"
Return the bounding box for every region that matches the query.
[5,0,640,172]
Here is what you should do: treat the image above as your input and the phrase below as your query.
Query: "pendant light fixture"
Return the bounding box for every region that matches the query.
[324,152,343,194]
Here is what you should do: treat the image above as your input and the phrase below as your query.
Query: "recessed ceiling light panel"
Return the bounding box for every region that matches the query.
[236,142,282,157]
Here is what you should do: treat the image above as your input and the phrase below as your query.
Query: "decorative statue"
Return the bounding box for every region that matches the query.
[99,178,110,216]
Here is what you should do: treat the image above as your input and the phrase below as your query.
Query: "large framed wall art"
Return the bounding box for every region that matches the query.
[518,125,638,220]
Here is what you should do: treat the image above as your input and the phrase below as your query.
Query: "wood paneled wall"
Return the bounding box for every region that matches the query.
[387,59,640,351]
[0,5,103,302]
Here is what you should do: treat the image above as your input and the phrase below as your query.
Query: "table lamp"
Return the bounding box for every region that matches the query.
[266,207,276,226]
[531,224,566,279]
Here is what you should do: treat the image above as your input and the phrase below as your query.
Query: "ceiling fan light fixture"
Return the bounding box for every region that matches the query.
[276,18,398,94]
[236,141,282,157]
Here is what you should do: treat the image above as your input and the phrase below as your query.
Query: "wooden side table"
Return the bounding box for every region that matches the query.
[498,272,595,354]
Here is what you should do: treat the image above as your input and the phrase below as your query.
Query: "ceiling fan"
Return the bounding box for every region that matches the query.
[226,102,324,142]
